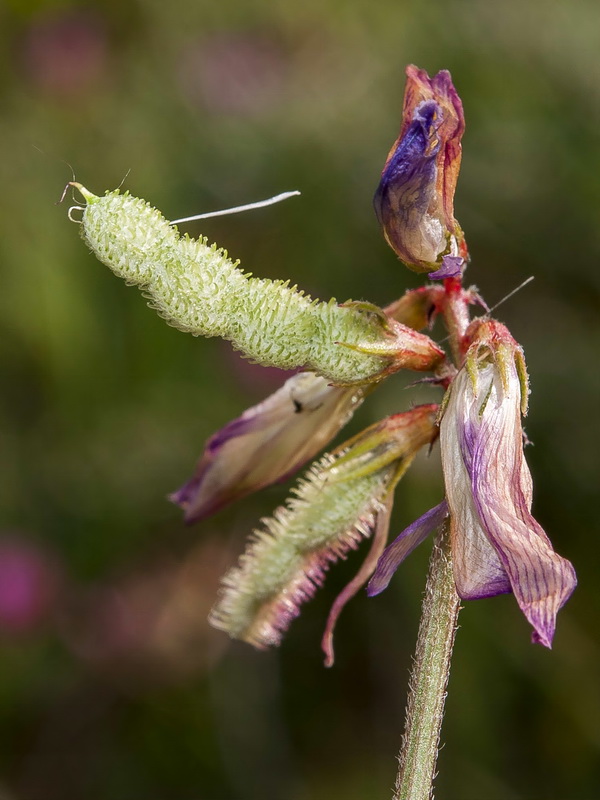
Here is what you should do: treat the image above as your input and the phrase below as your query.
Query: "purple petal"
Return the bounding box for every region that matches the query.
[428,255,464,280]
[373,101,444,267]
[469,385,576,647]
[367,500,448,596]
[441,336,577,647]
[170,372,364,523]
[446,401,512,600]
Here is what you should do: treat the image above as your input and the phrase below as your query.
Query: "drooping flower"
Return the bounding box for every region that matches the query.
[369,319,576,647]
[209,405,439,655]
[374,65,468,274]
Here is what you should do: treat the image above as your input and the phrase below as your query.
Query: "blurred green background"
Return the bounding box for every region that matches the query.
[0,0,598,798]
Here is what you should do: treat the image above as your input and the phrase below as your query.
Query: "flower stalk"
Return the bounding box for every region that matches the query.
[394,262,467,799]
[395,522,460,800]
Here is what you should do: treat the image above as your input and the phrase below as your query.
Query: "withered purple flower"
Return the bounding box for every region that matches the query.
[442,320,576,646]
[374,65,468,273]
[170,371,365,523]
[370,319,576,647]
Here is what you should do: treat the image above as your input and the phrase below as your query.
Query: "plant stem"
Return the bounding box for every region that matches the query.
[394,523,460,800]
[440,277,470,366]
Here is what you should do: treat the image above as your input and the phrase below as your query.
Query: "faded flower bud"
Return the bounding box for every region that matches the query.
[374,65,468,274]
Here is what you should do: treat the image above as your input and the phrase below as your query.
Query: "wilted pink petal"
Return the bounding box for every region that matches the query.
[171,372,364,522]
[467,371,576,647]
[440,320,576,646]
[367,500,448,597]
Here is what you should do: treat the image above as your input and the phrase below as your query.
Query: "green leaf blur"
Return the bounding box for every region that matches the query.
[0,1,598,798]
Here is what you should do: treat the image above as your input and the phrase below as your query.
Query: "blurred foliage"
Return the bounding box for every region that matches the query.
[0,0,598,798]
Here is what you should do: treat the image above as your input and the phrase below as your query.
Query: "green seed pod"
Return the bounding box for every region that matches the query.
[69,185,443,385]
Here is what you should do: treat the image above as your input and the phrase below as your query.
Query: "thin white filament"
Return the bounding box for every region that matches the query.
[68,205,84,223]
[170,191,301,225]
[487,276,535,315]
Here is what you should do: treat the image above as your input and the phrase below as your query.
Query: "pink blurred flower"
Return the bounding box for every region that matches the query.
[0,537,60,634]
[178,33,285,116]
[22,10,108,99]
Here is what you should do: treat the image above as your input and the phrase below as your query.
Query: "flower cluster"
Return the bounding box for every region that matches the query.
[172,66,576,664]
[69,65,576,663]
[169,65,574,660]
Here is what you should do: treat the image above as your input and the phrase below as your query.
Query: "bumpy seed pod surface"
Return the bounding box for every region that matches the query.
[75,186,396,385]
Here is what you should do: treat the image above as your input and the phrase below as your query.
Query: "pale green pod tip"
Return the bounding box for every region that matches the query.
[69,182,98,204]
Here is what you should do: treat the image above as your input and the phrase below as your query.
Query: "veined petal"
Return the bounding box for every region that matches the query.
[441,320,577,646]
[367,500,448,597]
[170,372,364,522]
[441,366,513,600]
[467,361,576,647]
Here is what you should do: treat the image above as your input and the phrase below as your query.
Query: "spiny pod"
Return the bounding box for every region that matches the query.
[68,184,444,386]
[210,404,439,649]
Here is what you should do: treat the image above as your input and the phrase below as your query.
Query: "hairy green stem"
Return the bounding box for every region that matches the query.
[394,523,460,800]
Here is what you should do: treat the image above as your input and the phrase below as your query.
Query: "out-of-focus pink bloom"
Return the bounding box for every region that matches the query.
[374,65,468,274]
[370,320,577,648]
[178,33,285,116]
[0,538,59,634]
[64,539,230,681]
[22,11,108,99]
[171,372,365,522]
